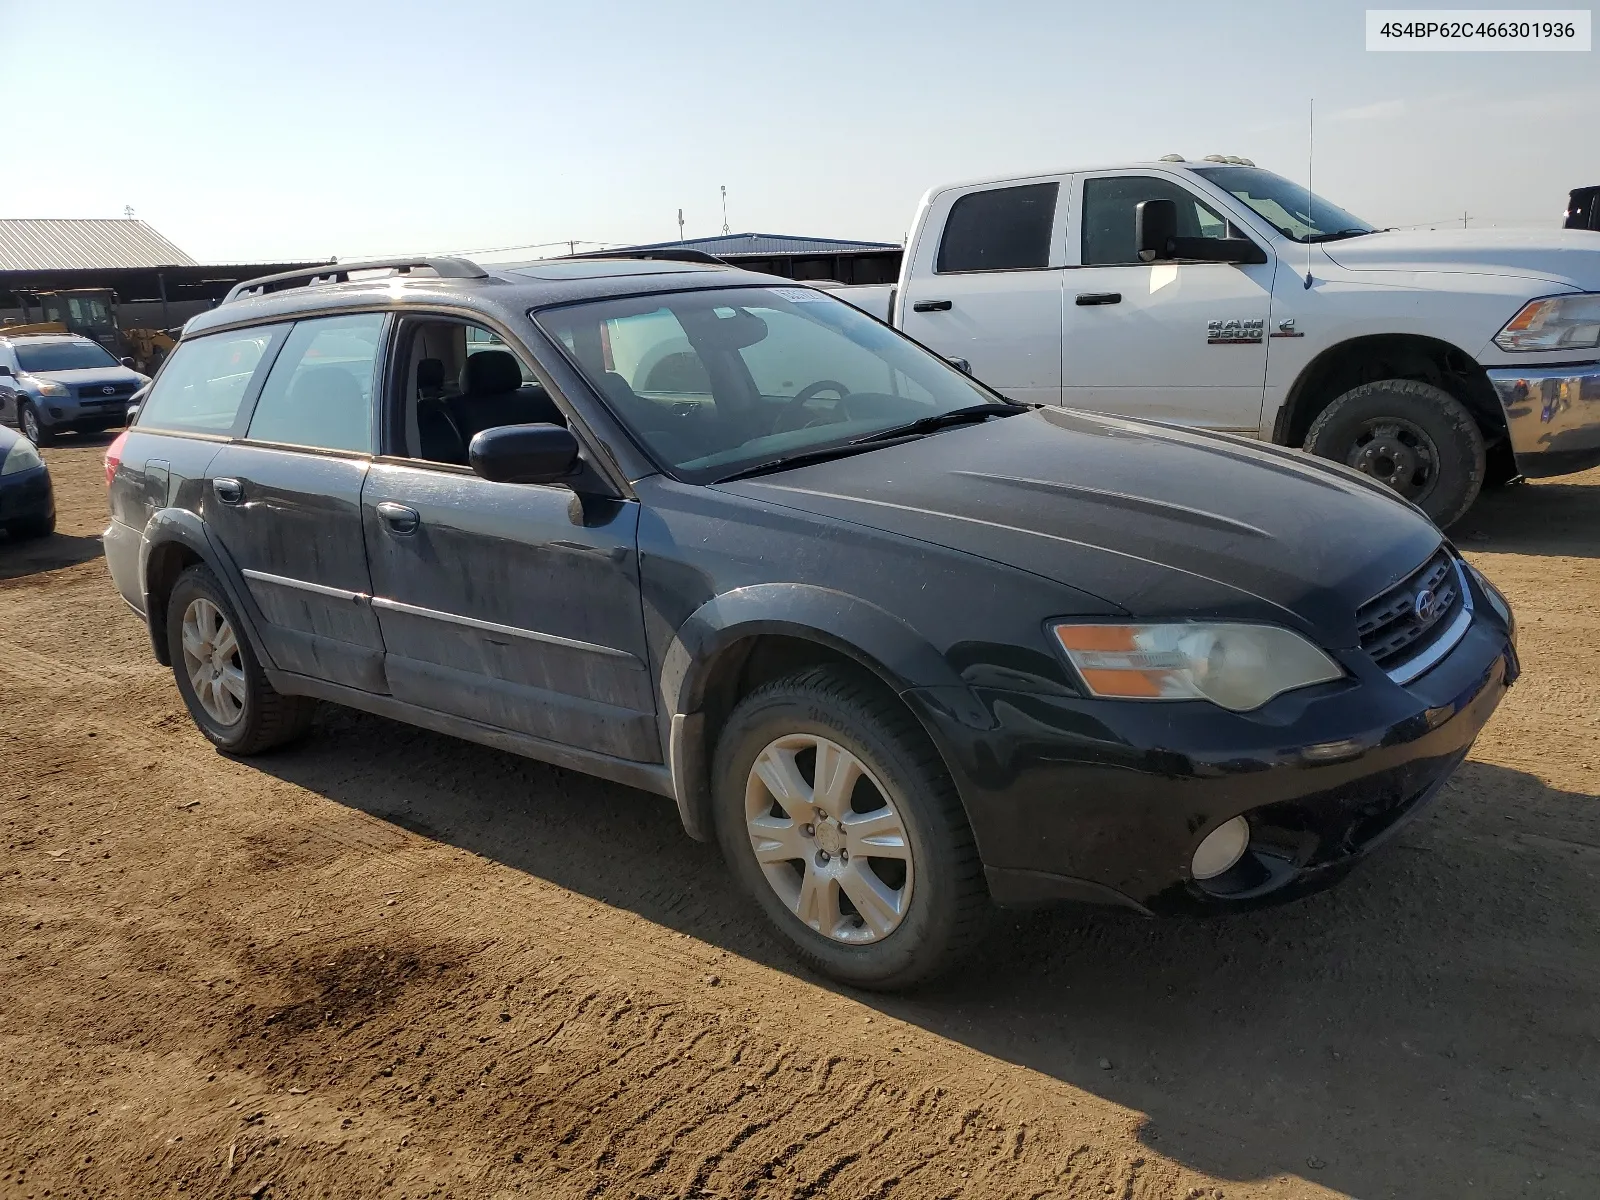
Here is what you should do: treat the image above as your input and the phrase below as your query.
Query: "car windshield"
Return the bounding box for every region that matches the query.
[536,286,1015,483]
[15,340,118,372]
[1191,165,1377,242]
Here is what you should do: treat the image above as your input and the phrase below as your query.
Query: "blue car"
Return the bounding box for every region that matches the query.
[0,333,149,445]
[0,421,54,540]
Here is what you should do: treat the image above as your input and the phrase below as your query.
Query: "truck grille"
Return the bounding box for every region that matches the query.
[1356,549,1468,682]
[78,382,135,400]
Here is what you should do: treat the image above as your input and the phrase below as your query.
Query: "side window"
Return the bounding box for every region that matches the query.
[936,182,1058,273]
[246,313,384,453]
[137,326,283,435]
[1081,176,1234,266]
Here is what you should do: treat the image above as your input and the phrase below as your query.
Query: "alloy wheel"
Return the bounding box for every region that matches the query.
[20,405,41,444]
[744,733,914,944]
[180,597,247,726]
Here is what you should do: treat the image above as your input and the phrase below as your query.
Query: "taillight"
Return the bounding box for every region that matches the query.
[104,430,128,487]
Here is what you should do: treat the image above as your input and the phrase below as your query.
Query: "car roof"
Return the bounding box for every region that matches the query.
[182,257,798,339]
[0,333,96,346]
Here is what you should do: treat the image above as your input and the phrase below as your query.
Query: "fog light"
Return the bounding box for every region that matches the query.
[1192,815,1250,880]
[49,406,64,419]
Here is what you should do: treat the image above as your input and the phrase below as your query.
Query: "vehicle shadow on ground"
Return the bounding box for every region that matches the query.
[0,532,103,580]
[1453,472,1600,558]
[255,710,1600,1199]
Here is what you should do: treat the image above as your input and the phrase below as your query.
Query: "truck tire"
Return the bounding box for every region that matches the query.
[166,564,315,755]
[1304,379,1485,528]
[712,664,990,991]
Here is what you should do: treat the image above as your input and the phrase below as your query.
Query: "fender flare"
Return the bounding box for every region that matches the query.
[139,509,275,671]
[659,583,984,841]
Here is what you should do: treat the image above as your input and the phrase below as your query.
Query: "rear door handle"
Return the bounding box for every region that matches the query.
[1075,292,1122,306]
[376,501,420,535]
[212,477,243,505]
[912,299,953,312]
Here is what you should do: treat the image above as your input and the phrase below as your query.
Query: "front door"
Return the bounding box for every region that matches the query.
[1060,172,1275,431]
[897,178,1065,405]
[361,315,657,763]
[204,312,389,692]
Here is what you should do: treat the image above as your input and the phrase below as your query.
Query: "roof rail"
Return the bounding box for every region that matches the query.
[570,247,727,266]
[222,256,488,305]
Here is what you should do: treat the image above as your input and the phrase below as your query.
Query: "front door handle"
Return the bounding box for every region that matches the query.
[375,501,420,535]
[1075,292,1122,306]
[912,299,953,312]
[212,477,243,505]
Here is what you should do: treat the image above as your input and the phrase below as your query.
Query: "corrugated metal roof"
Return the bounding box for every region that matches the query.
[0,219,198,271]
[617,232,900,257]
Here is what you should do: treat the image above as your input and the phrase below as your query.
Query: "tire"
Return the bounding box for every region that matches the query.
[18,401,54,447]
[712,664,990,990]
[4,512,55,540]
[1304,379,1485,528]
[165,564,314,755]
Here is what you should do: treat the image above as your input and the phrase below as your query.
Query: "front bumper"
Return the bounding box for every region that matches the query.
[906,603,1516,915]
[0,463,54,525]
[1488,361,1600,478]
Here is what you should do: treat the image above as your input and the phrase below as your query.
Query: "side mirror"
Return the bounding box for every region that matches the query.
[120,357,136,369]
[469,423,580,485]
[1136,199,1178,262]
[0,364,11,376]
[945,356,973,375]
[125,404,141,425]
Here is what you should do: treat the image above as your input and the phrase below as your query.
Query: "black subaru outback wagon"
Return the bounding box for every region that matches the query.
[104,255,1517,989]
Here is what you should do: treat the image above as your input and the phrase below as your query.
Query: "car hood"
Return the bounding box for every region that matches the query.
[1320,228,1600,289]
[715,408,1443,649]
[25,366,144,388]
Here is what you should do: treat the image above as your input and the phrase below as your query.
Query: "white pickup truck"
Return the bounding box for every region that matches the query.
[824,159,1600,526]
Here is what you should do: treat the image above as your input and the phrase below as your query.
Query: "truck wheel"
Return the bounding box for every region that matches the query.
[166,564,315,755]
[19,401,55,447]
[1304,379,1485,528]
[712,664,990,991]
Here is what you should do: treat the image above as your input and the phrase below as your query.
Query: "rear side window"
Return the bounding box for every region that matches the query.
[137,327,283,435]
[246,313,385,454]
[935,182,1058,273]
[1081,176,1233,266]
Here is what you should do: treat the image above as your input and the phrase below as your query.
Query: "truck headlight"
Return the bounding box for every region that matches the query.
[1494,293,1600,352]
[1,438,43,475]
[1051,622,1344,712]
[21,376,70,397]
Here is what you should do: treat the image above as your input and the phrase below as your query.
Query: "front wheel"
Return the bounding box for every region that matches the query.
[1304,379,1485,528]
[166,564,314,754]
[712,665,990,990]
[19,401,54,447]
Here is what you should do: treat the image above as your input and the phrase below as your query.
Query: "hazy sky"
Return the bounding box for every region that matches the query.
[3,0,1596,263]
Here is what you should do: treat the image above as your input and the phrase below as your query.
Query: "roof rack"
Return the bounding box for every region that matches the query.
[222,256,488,304]
[568,247,727,266]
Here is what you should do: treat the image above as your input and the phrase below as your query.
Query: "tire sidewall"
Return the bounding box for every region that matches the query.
[1304,380,1485,528]
[712,682,962,989]
[166,567,261,753]
[20,402,49,446]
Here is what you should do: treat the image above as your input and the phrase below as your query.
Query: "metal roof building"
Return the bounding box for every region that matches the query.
[612,231,903,285]
[0,219,199,271]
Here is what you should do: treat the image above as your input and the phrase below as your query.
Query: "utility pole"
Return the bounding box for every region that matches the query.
[720,186,730,236]
[678,208,685,240]
[123,205,135,220]
[1462,211,1469,228]
[568,240,577,255]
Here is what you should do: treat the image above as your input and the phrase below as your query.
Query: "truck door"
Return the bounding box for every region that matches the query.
[1060,171,1275,431]
[897,178,1065,405]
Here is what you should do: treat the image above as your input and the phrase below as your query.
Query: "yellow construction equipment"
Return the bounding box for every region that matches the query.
[5,288,176,374]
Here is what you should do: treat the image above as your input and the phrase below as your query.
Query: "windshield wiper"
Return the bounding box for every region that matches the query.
[1301,227,1377,244]
[849,402,1023,445]
[710,435,925,484]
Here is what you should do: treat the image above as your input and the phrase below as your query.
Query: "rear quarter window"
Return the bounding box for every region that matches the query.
[138,326,285,435]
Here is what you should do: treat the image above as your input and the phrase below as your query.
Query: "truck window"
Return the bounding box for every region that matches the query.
[936,182,1058,273]
[1081,177,1232,266]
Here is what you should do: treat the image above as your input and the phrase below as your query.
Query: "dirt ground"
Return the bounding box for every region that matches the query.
[1,437,1595,1200]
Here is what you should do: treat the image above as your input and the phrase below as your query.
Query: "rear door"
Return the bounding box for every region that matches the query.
[360,314,657,763]
[897,178,1066,405]
[1059,171,1275,431]
[203,312,389,692]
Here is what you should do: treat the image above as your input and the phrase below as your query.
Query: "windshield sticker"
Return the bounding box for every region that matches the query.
[772,288,827,303]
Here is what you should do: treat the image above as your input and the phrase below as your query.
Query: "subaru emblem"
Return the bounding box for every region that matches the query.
[1413,588,1439,622]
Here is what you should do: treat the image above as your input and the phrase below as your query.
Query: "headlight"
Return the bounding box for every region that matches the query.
[1494,293,1600,352]
[21,376,70,397]
[1466,562,1513,629]
[1,439,43,475]
[1051,622,1344,712]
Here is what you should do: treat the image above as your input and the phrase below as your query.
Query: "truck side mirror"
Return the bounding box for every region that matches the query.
[1137,199,1178,262]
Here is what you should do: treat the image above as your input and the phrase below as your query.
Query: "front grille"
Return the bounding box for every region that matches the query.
[1357,549,1466,677]
[78,382,134,400]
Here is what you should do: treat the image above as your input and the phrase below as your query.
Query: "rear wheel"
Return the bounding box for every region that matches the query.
[1304,379,1485,528]
[166,564,314,754]
[712,665,989,990]
[18,401,54,447]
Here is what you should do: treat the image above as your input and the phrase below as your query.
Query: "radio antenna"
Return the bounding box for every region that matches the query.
[1304,98,1316,289]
